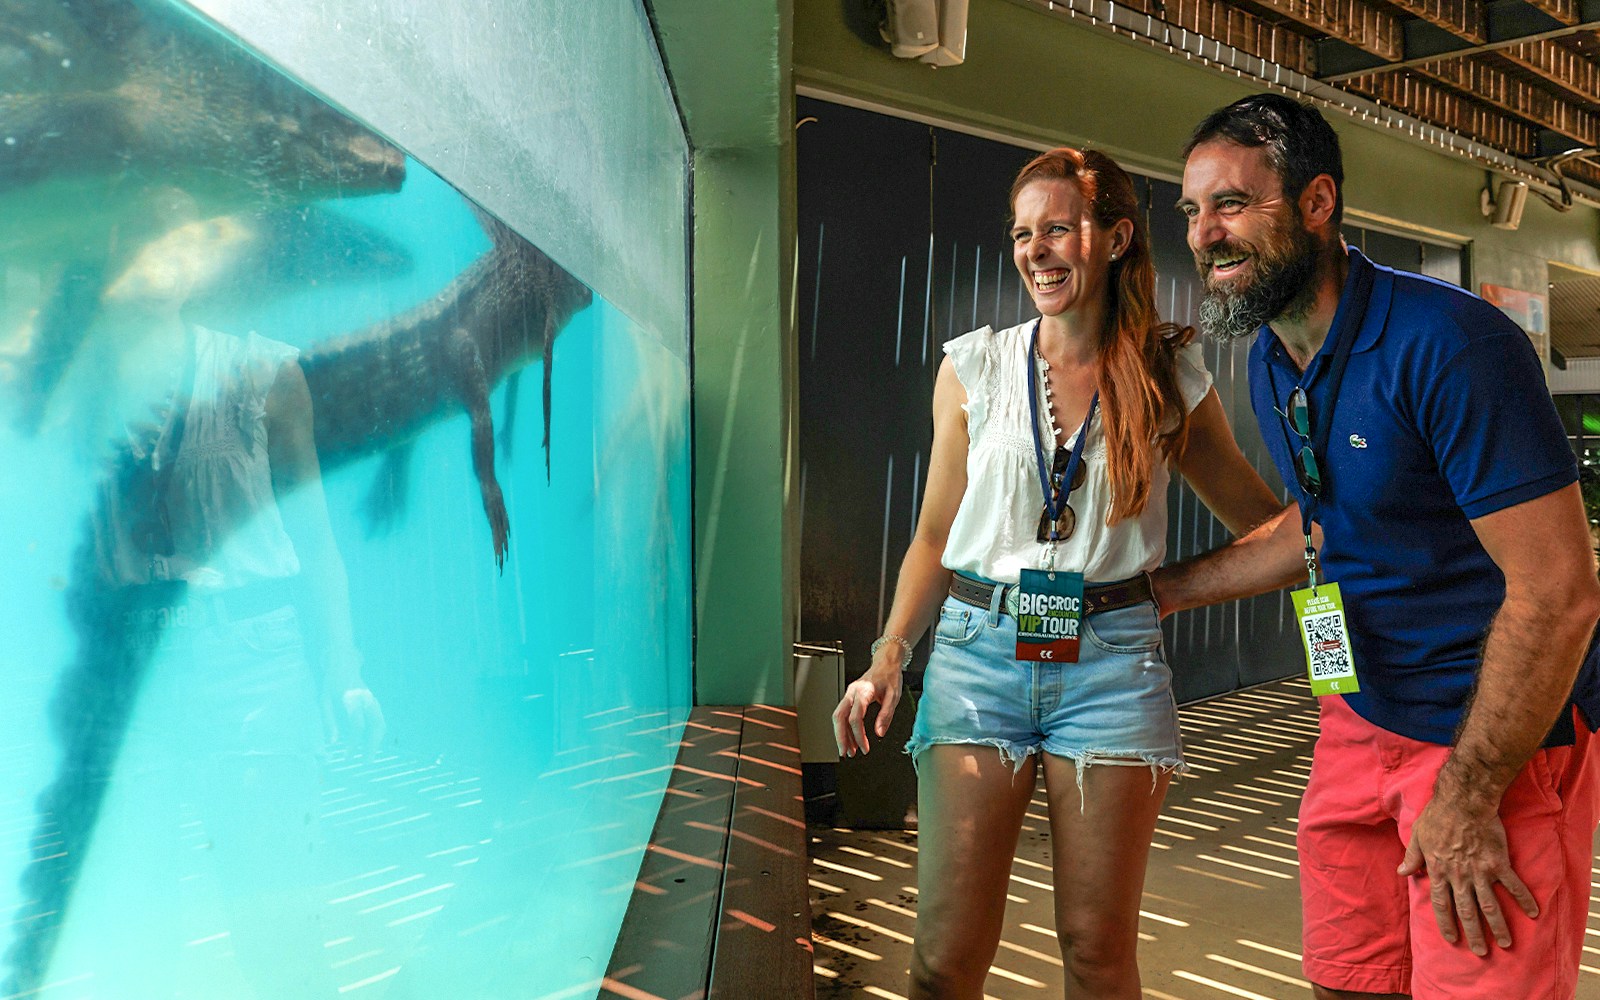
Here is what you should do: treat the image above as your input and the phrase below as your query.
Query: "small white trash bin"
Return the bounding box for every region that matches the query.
[793,641,845,763]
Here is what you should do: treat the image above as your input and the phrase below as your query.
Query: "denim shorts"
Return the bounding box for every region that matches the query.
[906,591,1186,783]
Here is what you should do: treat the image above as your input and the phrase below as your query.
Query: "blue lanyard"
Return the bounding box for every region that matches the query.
[1266,261,1368,543]
[1025,321,1098,542]
[1266,347,1353,542]
[1264,259,1368,591]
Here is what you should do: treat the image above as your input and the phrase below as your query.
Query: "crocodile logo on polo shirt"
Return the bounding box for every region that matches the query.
[1349,434,1368,449]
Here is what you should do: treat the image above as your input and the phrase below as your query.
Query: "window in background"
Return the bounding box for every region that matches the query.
[1342,225,1468,288]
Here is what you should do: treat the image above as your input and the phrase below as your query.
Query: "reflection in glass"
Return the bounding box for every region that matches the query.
[1,1,691,997]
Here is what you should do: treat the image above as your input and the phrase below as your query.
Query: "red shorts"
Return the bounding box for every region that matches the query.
[1299,696,1600,999]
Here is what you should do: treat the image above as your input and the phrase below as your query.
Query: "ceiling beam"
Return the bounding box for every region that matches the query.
[1399,56,1600,143]
[1342,69,1539,152]
[1521,0,1582,24]
[1318,1,1600,80]
[1496,38,1600,107]
[1251,1,1402,62]
[1339,66,1600,183]
[1384,0,1484,43]
[1165,1,1600,160]
[1135,0,1317,72]
[1007,0,1600,198]
[1318,3,1600,148]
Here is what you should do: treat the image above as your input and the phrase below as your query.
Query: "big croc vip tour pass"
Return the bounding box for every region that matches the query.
[1015,569,1084,662]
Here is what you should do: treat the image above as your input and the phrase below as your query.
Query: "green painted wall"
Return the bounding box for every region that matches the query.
[794,0,1600,357]
[690,146,798,705]
[650,1,798,705]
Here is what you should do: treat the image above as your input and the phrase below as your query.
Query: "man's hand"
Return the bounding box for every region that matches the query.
[1142,504,1306,620]
[1396,484,1598,956]
[1398,793,1539,955]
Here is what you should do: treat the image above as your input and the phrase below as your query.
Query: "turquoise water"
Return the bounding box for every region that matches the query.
[0,3,692,997]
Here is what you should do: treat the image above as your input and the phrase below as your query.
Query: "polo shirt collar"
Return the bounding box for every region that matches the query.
[1255,246,1394,379]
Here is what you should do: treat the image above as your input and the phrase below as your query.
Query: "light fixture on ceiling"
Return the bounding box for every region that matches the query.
[1480,178,1529,230]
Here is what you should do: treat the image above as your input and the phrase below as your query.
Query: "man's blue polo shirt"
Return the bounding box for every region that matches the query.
[1249,247,1599,746]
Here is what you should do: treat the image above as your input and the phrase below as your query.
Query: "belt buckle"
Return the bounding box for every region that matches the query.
[1004,586,1020,617]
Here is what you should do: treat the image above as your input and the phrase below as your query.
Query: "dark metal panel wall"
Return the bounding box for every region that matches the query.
[1140,178,1302,696]
[796,103,1033,825]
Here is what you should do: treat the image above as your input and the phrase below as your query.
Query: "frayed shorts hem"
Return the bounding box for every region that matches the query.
[904,736,1038,773]
[905,737,1187,780]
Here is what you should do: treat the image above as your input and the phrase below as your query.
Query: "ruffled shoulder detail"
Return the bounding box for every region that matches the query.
[943,324,1012,439]
[943,325,994,436]
[1173,339,1214,413]
[241,331,300,390]
[190,327,302,436]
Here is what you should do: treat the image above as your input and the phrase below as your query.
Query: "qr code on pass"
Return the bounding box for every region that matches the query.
[1304,613,1350,679]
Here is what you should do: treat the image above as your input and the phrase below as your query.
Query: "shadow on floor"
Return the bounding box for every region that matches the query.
[809,676,1600,999]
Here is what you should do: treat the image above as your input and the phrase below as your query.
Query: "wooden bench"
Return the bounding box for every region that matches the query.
[602,705,815,999]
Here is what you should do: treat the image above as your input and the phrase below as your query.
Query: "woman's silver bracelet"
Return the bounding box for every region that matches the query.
[870,633,914,670]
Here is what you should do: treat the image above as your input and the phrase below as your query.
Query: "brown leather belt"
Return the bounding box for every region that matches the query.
[948,572,1154,617]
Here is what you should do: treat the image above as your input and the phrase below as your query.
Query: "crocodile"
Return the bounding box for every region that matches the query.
[302,206,593,567]
[0,0,594,988]
[1,207,591,995]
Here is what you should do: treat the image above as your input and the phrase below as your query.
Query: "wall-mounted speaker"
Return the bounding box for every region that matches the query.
[882,0,968,66]
[1483,178,1529,230]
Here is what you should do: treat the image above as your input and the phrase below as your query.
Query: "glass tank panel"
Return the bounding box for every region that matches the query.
[0,2,692,997]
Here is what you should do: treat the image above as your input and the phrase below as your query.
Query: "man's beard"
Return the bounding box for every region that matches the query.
[1195,220,1321,341]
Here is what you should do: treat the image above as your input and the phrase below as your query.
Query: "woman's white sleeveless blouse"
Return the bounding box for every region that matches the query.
[941,322,1214,585]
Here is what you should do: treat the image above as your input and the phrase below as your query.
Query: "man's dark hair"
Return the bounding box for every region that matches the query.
[1184,94,1344,226]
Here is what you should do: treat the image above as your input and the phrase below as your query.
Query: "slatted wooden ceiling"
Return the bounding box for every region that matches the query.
[1038,0,1600,189]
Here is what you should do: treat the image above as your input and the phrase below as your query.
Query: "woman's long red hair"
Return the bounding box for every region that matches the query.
[1010,147,1194,524]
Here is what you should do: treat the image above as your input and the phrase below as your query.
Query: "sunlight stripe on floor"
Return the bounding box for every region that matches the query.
[1172,970,1278,999]
[814,934,882,961]
[1205,954,1311,989]
[1236,939,1301,961]
[1196,854,1294,880]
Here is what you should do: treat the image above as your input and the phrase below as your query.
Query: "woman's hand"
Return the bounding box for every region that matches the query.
[832,652,905,758]
[340,686,388,757]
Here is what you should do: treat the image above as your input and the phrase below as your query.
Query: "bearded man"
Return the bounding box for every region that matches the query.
[1152,93,1600,1000]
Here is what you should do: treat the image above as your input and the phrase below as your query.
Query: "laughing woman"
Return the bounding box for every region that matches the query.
[832,148,1283,1000]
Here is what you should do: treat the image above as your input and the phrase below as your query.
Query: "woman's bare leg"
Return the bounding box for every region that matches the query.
[1042,755,1172,999]
[910,744,1040,999]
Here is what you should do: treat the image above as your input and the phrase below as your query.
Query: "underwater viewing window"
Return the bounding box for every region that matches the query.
[0,1,692,998]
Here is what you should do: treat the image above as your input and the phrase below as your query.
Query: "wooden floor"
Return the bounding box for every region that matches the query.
[809,677,1600,1000]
